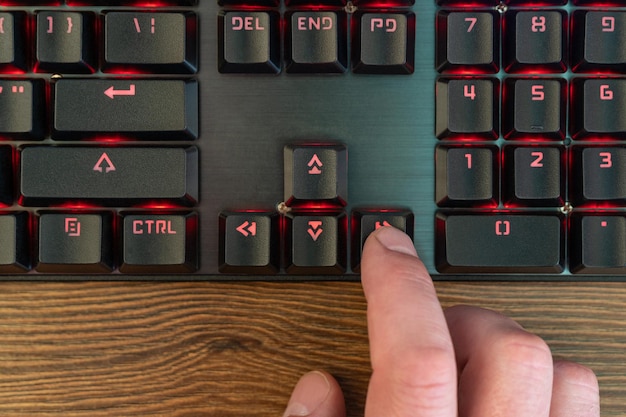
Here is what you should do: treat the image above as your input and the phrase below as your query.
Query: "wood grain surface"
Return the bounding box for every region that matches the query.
[0,281,624,416]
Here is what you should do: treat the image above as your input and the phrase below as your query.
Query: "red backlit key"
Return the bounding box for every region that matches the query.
[436,145,498,207]
[284,144,347,207]
[0,212,29,273]
[504,146,564,207]
[350,209,414,271]
[503,78,565,140]
[504,10,566,73]
[37,212,113,273]
[0,12,27,73]
[219,11,280,74]
[53,79,198,140]
[436,213,564,273]
[0,145,12,206]
[571,215,626,274]
[572,11,626,73]
[120,213,198,273]
[0,80,45,140]
[286,11,347,74]
[571,78,626,139]
[20,146,198,206]
[352,12,415,74]
[35,11,95,73]
[104,12,197,74]
[436,11,499,74]
[219,211,279,274]
[572,146,626,205]
[285,212,347,275]
[436,78,499,139]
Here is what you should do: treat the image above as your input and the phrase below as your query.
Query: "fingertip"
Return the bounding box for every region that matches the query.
[283,371,346,417]
[364,226,418,258]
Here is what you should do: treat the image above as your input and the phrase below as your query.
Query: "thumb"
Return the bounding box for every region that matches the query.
[283,371,346,417]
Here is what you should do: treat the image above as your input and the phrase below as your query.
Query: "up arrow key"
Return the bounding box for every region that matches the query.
[93,152,116,173]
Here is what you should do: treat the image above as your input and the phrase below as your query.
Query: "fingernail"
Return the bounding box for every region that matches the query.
[372,226,418,258]
[283,371,331,417]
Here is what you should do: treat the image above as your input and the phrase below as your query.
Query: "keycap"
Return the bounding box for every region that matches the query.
[286,11,347,74]
[572,11,626,73]
[65,0,197,4]
[504,146,564,206]
[351,209,414,271]
[36,212,113,273]
[53,79,198,140]
[571,215,626,274]
[436,213,564,273]
[0,212,29,273]
[572,146,626,205]
[571,78,626,139]
[352,12,415,74]
[219,211,279,274]
[353,0,414,5]
[35,11,95,73]
[218,11,280,74]
[284,144,347,207]
[20,147,198,206]
[104,12,197,74]
[504,10,566,73]
[436,145,498,207]
[120,213,198,273]
[0,12,27,72]
[503,78,565,140]
[0,80,45,140]
[219,0,278,5]
[436,78,499,139]
[285,212,347,275]
[436,11,499,74]
[0,145,13,206]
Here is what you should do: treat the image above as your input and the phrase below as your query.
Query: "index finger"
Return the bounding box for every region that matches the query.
[361,226,457,417]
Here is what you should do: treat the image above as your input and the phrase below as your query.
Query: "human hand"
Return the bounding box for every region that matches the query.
[282,226,600,417]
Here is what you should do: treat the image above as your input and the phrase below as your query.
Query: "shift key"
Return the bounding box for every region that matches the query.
[20,147,198,206]
[53,79,198,140]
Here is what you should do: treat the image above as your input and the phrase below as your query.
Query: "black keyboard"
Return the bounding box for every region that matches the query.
[0,0,625,281]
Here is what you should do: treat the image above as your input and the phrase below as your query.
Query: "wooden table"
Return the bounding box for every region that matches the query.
[0,281,624,416]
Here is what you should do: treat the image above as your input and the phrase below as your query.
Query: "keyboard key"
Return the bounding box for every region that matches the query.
[120,212,198,273]
[286,11,347,74]
[0,80,45,140]
[0,145,13,206]
[436,77,499,139]
[504,146,564,206]
[503,78,565,139]
[285,212,347,275]
[104,12,197,74]
[504,10,566,73]
[351,209,414,271]
[284,144,347,207]
[0,212,29,273]
[0,12,27,72]
[436,145,498,207]
[219,11,280,74]
[53,79,198,140]
[352,12,415,74]
[35,11,95,73]
[66,0,198,4]
[436,213,564,273]
[572,146,626,205]
[571,215,626,274]
[20,147,198,206]
[572,11,626,73]
[571,78,626,139]
[219,211,279,274]
[36,212,113,273]
[436,11,499,74]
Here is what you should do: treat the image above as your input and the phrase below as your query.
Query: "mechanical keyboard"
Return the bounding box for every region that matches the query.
[0,0,625,281]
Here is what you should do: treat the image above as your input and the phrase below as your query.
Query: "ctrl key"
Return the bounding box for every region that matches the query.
[219,211,279,274]
[0,212,30,273]
[120,213,198,273]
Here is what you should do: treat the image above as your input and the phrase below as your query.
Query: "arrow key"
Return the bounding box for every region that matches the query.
[219,211,279,274]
